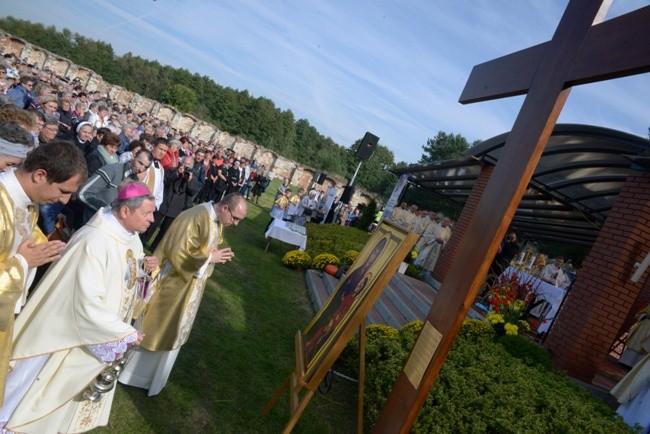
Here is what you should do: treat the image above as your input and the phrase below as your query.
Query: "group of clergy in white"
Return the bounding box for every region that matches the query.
[0,137,248,433]
[386,202,453,273]
[612,304,650,431]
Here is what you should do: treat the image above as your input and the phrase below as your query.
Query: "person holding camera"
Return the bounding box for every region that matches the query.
[147,156,201,251]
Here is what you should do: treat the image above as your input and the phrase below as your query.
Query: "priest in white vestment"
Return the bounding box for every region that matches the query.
[414,217,452,272]
[0,181,157,433]
[611,352,650,431]
[120,193,248,396]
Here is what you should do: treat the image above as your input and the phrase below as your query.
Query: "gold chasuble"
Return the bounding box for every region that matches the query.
[0,183,46,406]
[144,164,156,196]
[142,202,222,351]
[5,209,141,433]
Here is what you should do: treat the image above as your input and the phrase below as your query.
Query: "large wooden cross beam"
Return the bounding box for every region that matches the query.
[460,4,650,104]
[373,1,650,432]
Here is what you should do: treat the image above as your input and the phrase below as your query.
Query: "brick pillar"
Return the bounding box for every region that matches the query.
[432,164,494,282]
[544,171,650,382]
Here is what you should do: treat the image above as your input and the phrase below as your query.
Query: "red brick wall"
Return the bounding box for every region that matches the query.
[432,164,494,282]
[544,171,650,382]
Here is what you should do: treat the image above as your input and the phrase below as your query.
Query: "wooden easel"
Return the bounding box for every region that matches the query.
[264,222,417,432]
[263,324,368,434]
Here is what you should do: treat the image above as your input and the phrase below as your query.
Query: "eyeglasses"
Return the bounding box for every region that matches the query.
[227,206,244,223]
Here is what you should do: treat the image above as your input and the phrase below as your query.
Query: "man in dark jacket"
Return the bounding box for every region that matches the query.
[186,149,206,207]
[77,149,153,224]
[226,159,244,195]
[148,156,201,251]
[6,76,35,109]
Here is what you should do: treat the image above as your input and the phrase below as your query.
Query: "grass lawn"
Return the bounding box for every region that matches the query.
[96,180,357,433]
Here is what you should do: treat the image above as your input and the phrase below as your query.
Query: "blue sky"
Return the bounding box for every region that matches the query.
[1,0,648,163]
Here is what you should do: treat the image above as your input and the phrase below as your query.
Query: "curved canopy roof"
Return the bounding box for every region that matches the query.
[394,124,650,247]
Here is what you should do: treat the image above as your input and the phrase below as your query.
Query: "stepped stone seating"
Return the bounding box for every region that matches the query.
[305,269,483,328]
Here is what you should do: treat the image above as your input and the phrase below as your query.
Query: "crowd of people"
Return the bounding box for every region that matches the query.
[0,55,251,432]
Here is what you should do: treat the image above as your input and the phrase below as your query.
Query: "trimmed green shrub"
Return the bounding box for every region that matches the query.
[305,223,370,259]
[459,319,495,340]
[398,320,424,350]
[342,322,632,433]
[496,334,554,371]
[366,324,399,341]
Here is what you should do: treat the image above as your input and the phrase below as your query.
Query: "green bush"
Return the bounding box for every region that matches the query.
[398,320,424,350]
[311,253,340,270]
[496,334,554,371]
[344,322,632,433]
[305,223,370,259]
[366,324,399,341]
[459,319,495,340]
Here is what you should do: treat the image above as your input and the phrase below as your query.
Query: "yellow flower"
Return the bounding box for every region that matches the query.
[486,312,504,324]
[504,323,519,335]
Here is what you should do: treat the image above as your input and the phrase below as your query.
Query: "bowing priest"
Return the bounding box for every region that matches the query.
[0,140,87,407]
[0,181,158,433]
[119,193,248,396]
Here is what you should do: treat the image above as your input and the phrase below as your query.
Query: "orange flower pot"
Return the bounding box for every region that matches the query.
[324,264,339,276]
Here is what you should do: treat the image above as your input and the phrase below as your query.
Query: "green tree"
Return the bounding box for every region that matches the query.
[419,131,471,163]
[161,83,197,112]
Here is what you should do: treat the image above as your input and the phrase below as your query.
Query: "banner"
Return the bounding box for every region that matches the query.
[381,174,409,222]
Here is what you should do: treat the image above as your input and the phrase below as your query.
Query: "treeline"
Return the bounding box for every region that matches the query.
[0,17,405,196]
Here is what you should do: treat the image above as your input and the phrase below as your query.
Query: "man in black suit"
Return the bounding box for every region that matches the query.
[226,159,244,195]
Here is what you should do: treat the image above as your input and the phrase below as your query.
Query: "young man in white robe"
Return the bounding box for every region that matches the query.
[0,140,87,407]
[119,193,248,396]
[0,181,158,434]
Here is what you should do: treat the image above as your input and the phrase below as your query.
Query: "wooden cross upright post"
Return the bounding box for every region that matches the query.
[373,1,650,432]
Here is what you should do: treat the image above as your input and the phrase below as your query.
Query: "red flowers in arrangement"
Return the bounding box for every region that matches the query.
[487,272,537,314]
[484,272,539,335]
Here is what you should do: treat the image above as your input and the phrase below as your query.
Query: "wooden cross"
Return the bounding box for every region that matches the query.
[373,1,650,432]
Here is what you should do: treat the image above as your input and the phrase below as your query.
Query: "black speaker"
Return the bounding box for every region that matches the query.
[340,185,355,204]
[355,132,379,161]
[317,172,327,184]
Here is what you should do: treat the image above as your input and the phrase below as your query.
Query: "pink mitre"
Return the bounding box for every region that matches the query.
[117,182,152,200]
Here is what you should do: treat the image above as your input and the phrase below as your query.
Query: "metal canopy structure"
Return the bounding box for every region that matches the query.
[395,124,650,247]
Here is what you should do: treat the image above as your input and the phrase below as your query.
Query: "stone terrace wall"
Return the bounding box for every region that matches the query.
[0,30,379,208]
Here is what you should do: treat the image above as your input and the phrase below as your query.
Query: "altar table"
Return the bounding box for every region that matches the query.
[504,267,567,334]
[264,219,307,251]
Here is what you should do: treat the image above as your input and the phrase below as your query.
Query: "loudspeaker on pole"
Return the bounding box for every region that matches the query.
[355,132,379,161]
[340,185,355,204]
